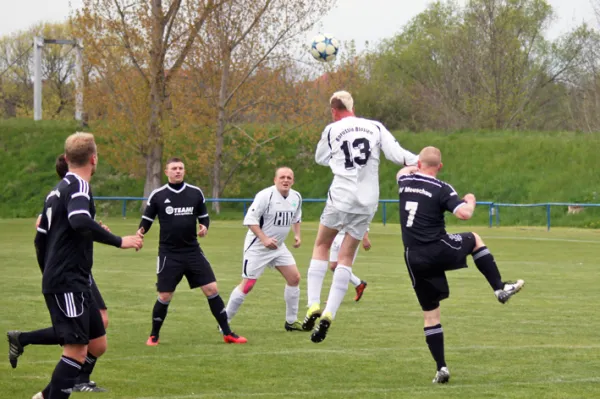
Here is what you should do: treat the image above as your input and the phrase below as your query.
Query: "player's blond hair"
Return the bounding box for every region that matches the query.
[65,132,97,167]
[275,166,294,177]
[419,146,442,168]
[330,90,354,112]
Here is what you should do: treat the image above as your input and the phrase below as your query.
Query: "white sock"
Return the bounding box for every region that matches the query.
[349,273,361,287]
[225,286,246,323]
[307,259,328,307]
[323,265,352,319]
[284,285,300,324]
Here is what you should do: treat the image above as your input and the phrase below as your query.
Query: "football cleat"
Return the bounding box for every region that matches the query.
[432,366,450,383]
[494,279,525,304]
[354,281,368,302]
[7,330,23,369]
[302,303,322,331]
[72,382,108,392]
[145,335,159,346]
[284,321,304,331]
[310,312,332,343]
[223,332,247,344]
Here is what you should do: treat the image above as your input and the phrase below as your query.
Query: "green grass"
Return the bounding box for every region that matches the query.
[1,219,600,398]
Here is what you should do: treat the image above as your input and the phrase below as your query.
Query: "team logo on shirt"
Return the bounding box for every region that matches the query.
[274,211,293,226]
[166,206,194,216]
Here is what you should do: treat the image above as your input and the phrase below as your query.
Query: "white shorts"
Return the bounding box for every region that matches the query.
[329,234,359,264]
[242,246,296,279]
[320,204,374,240]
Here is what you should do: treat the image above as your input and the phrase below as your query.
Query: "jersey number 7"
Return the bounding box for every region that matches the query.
[341,138,371,169]
[405,201,418,227]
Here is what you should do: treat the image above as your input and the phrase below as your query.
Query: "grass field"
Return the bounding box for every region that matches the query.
[1,218,600,398]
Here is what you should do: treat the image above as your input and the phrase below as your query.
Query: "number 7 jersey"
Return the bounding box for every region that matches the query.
[315,116,418,215]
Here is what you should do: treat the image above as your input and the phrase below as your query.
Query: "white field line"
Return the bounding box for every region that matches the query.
[24,343,600,366]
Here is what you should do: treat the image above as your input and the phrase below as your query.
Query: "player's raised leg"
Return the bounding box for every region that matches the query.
[470,232,525,303]
[275,264,303,331]
[303,222,338,331]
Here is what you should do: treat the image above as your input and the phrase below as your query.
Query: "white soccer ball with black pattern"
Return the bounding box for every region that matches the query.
[310,33,340,62]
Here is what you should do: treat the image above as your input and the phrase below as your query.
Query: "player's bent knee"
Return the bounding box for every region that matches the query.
[158,292,174,303]
[241,279,257,294]
[201,282,218,297]
[472,232,485,250]
[63,344,88,363]
[287,273,301,287]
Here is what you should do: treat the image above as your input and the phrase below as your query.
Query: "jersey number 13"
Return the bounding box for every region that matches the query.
[341,138,371,169]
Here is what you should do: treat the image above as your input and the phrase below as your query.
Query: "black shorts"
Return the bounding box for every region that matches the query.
[156,247,216,292]
[90,277,107,310]
[44,291,106,345]
[404,233,476,311]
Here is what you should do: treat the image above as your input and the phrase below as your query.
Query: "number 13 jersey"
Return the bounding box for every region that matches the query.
[316,116,418,215]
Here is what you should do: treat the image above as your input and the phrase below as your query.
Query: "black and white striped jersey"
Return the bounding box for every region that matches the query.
[398,173,466,247]
[140,182,209,253]
[39,172,97,294]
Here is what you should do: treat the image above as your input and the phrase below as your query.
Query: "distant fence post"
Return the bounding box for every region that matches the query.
[488,203,494,228]
[382,202,387,226]
[243,201,247,216]
[495,204,500,227]
[546,204,551,231]
[122,199,127,218]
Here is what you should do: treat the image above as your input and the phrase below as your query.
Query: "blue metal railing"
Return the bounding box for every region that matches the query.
[95,197,600,231]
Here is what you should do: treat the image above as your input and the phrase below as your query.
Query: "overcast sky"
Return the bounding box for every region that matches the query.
[1,0,597,49]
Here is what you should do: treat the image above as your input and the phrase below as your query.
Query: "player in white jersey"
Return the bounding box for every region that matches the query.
[304,90,419,343]
[329,229,371,302]
[225,167,306,332]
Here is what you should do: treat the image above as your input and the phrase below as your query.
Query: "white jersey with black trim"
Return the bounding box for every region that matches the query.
[315,116,418,215]
[243,186,302,252]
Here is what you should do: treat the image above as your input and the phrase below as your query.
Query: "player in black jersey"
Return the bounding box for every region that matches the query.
[138,157,247,345]
[7,154,110,392]
[397,146,524,384]
[29,133,143,399]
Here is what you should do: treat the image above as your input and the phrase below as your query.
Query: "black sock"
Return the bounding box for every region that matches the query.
[76,353,97,384]
[48,356,83,399]
[19,327,59,347]
[424,324,446,371]
[473,247,504,291]
[207,293,231,335]
[151,298,170,337]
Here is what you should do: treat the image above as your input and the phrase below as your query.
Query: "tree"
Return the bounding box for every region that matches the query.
[177,0,335,211]
[73,0,222,199]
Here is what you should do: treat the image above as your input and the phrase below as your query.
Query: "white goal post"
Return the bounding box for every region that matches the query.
[33,36,84,122]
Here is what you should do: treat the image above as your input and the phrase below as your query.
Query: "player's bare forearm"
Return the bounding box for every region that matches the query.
[292,223,302,248]
[455,195,476,220]
[397,165,418,180]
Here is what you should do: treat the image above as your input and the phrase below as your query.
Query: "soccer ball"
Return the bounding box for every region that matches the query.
[310,33,340,62]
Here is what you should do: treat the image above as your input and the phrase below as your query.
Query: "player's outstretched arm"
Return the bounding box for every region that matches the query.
[380,126,419,166]
[69,214,124,247]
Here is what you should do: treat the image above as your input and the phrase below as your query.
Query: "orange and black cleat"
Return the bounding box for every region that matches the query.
[146,335,159,346]
[354,281,368,302]
[223,332,247,344]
